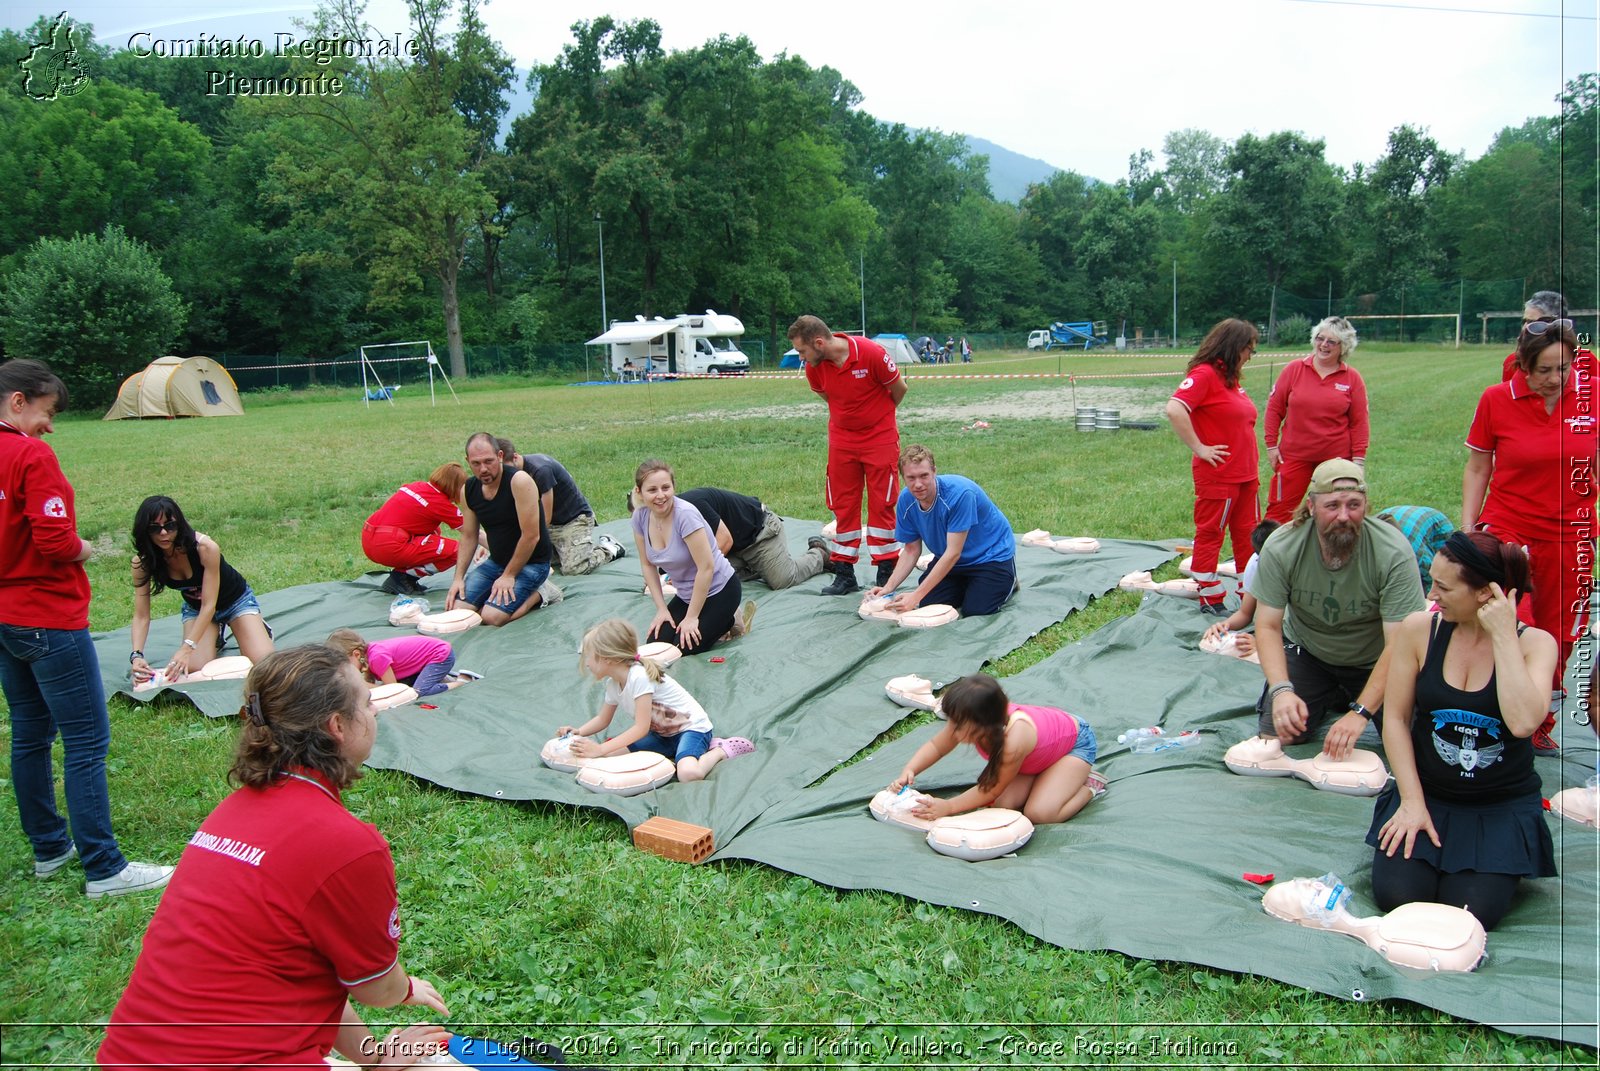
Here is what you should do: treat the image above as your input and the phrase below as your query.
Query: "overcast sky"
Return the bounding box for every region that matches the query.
[39,0,1600,182]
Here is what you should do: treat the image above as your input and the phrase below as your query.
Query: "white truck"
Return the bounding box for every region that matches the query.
[587,310,751,377]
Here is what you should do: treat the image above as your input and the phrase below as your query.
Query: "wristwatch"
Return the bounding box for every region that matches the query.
[182,638,198,650]
[129,650,143,664]
[1348,702,1373,721]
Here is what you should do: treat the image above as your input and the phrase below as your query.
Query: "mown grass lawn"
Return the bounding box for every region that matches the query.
[3,344,1587,1067]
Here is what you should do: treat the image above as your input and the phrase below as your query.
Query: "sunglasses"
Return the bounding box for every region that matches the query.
[147,520,179,533]
[1523,318,1572,337]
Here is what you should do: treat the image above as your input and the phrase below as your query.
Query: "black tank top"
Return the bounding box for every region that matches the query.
[466,470,550,567]
[160,543,248,612]
[1411,616,1538,804]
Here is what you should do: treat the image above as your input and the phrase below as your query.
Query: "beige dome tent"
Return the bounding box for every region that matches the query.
[104,356,244,420]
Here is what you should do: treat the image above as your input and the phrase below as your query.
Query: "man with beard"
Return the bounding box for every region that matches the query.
[446,433,557,626]
[1250,459,1425,759]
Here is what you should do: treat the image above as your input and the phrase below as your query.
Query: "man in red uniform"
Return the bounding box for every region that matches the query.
[788,315,908,595]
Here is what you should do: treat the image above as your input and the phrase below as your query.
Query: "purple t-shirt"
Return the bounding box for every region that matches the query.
[367,635,451,681]
[631,499,734,598]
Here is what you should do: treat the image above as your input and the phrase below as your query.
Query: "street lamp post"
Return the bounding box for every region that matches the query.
[595,212,608,334]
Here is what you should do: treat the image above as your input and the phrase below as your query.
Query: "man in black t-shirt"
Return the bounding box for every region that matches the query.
[497,438,624,576]
[678,487,827,590]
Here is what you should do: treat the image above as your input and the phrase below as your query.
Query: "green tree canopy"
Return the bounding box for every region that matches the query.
[1,224,187,405]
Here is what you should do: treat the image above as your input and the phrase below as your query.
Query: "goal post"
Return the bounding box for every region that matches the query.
[1342,313,1461,348]
[357,341,460,407]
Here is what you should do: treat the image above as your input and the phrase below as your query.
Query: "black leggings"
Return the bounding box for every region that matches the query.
[650,575,742,655]
[1369,849,1521,931]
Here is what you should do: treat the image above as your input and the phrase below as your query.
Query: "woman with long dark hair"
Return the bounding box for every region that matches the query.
[1165,319,1262,614]
[0,359,171,898]
[129,494,274,684]
[1368,532,1556,929]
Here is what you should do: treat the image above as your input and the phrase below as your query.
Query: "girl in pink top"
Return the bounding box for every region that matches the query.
[889,673,1104,824]
[326,629,465,698]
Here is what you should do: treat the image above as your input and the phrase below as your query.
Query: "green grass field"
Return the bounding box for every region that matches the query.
[3,344,1588,1067]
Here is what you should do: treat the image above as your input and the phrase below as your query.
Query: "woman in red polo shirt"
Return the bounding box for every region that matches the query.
[1263,316,1370,523]
[362,462,470,596]
[100,645,452,1069]
[1463,319,1595,752]
[1165,319,1262,614]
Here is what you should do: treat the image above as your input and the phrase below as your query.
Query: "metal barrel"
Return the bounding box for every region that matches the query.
[1075,406,1097,431]
[1094,408,1121,431]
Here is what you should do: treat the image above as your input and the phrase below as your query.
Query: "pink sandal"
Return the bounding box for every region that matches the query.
[712,736,755,759]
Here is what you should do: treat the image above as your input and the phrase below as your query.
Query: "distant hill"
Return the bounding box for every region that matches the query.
[966,136,1062,203]
[501,75,1063,205]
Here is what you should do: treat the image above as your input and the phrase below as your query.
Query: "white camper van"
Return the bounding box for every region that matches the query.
[587,311,751,377]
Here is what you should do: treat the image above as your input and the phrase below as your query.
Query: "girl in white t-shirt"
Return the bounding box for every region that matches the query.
[559,617,754,781]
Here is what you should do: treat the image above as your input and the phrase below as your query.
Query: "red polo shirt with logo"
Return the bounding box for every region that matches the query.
[805,334,902,452]
[1171,362,1260,490]
[1263,356,1370,462]
[1467,364,1597,540]
[100,769,401,1070]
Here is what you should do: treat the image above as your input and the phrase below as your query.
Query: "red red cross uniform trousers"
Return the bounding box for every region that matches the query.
[361,480,464,578]
[1171,362,1261,607]
[806,334,904,565]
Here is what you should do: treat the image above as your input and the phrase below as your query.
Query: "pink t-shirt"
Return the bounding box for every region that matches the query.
[973,704,1082,776]
[367,635,451,681]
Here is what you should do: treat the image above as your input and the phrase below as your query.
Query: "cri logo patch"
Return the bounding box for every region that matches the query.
[43,496,66,518]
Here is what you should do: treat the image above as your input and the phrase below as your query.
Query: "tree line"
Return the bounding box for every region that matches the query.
[1,3,1594,402]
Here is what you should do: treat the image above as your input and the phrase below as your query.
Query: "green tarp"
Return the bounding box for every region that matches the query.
[101,529,1597,1046]
[99,524,1175,849]
[714,595,1599,1048]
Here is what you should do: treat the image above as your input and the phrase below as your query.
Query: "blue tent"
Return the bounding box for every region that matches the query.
[779,348,801,369]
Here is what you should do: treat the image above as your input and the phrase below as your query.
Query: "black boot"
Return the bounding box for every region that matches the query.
[820,560,860,596]
[874,560,895,587]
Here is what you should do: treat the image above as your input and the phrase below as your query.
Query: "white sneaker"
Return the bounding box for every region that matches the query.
[596,533,626,562]
[536,578,564,607]
[86,860,174,899]
[35,844,77,878]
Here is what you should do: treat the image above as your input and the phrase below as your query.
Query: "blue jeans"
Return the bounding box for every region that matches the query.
[180,586,263,626]
[405,649,457,697]
[1069,720,1098,765]
[633,728,713,763]
[922,557,1018,617]
[0,624,127,880]
[462,559,550,614]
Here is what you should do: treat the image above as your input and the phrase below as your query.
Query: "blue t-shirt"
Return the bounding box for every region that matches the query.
[894,474,1014,567]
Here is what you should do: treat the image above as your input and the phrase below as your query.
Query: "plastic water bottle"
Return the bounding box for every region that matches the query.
[1307,873,1351,926]
[1117,726,1164,746]
[1130,730,1204,753]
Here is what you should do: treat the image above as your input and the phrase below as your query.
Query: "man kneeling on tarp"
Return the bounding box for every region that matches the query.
[868,444,1018,618]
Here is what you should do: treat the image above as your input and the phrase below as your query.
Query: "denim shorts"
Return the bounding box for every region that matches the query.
[462,559,551,613]
[1069,720,1098,765]
[181,586,263,625]
[632,728,713,763]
